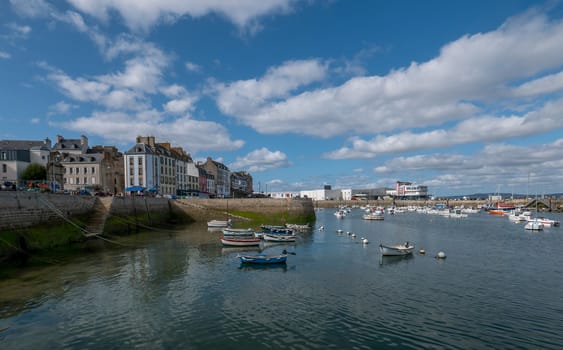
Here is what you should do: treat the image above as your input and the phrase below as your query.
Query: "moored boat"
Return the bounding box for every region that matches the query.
[524,220,544,231]
[379,242,415,256]
[208,219,232,228]
[222,228,255,236]
[363,213,384,220]
[529,217,560,227]
[237,253,287,264]
[220,237,261,246]
[262,233,297,242]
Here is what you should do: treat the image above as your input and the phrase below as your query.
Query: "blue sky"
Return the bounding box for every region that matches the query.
[1,0,563,196]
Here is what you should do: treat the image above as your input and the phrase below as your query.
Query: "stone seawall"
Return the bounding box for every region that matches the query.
[0,192,96,231]
[174,198,316,223]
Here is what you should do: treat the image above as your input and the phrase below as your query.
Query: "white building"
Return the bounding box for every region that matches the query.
[299,189,342,201]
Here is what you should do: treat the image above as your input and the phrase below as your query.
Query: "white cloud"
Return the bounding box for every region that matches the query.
[66,0,299,32]
[215,58,328,121]
[325,98,563,159]
[512,71,563,97]
[185,61,201,72]
[9,0,54,18]
[372,139,563,194]
[3,23,32,40]
[230,147,290,172]
[30,118,40,124]
[54,111,244,154]
[48,101,77,115]
[0,51,10,59]
[213,11,563,141]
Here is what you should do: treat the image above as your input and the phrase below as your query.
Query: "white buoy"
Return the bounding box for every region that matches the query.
[347,231,351,235]
[351,233,356,238]
[337,229,343,233]
[435,251,447,259]
[419,249,426,255]
[319,226,324,231]
[362,238,369,244]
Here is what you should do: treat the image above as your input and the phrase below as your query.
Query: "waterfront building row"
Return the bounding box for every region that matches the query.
[0,135,253,198]
[264,181,429,201]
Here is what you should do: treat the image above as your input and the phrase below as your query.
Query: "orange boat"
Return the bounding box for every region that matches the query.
[488,202,516,215]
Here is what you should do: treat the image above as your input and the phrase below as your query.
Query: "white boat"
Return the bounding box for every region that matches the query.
[508,211,531,223]
[220,237,261,246]
[524,221,544,231]
[379,242,415,256]
[363,213,384,220]
[262,233,297,242]
[529,217,560,227]
[222,228,255,236]
[208,219,231,228]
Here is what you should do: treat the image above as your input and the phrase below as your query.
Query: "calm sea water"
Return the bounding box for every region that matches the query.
[1,208,562,349]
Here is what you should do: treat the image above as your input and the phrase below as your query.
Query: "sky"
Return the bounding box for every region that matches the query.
[1,0,563,197]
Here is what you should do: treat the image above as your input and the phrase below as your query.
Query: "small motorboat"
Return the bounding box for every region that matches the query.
[379,242,415,256]
[208,219,231,228]
[524,220,544,231]
[262,233,296,242]
[222,228,255,236]
[238,253,287,264]
[220,237,261,246]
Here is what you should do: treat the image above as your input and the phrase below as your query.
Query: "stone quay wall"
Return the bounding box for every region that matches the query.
[0,192,96,231]
[0,194,315,232]
[174,198,315,222]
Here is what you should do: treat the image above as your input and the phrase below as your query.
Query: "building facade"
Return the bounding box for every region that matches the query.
[201,157,230,198]
[230,171,253,197]
[0,138,52,188]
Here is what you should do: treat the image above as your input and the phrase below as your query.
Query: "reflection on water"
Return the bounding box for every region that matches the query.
[1,211,563,349]
[378,254,415,266]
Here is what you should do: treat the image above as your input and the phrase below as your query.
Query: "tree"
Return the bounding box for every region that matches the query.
[21,163,47,181]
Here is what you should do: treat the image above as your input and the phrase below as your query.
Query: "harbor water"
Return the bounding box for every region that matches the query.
[1,208,562,349]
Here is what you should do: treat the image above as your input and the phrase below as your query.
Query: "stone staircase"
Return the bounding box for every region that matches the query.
[84,197,113,237]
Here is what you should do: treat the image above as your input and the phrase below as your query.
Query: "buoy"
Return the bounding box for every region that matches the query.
[362,238,369,244]
[351,233,356,238]
[435,251,447,259]
[347,231,351,235]
[337,229,343,233]
[319,226,324,231]
[419,249,426,255]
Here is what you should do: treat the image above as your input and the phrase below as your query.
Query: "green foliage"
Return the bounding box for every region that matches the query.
[21,163,47,181]
[229,210,315,229]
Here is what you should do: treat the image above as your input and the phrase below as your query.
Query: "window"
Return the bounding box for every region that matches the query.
[84,167,88,174]
[84,177,88,184]
[75,167,79,174]
[69,168,73,174]
[91,177,95,184]
[2,164,6,173]
[76,178,80,184]
[1,152,6,160]
[92,167,95,174]
[64,177,67,184]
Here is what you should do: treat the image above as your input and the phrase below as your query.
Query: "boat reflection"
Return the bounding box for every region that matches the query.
[379,254,414,266]
[221,246,262,256]
[238,263,288,272]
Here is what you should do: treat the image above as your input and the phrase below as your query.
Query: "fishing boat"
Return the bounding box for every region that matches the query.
[220,237,261,246]
[237,253,287,264]
[208,219,231,228]
[487,202,516,215]
[379,242,415,256]
[524,220,544,231]
[262,233,296,242]
[222,228,255,236]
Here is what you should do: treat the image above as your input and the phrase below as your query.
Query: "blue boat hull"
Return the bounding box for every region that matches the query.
[238,254,287,264]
